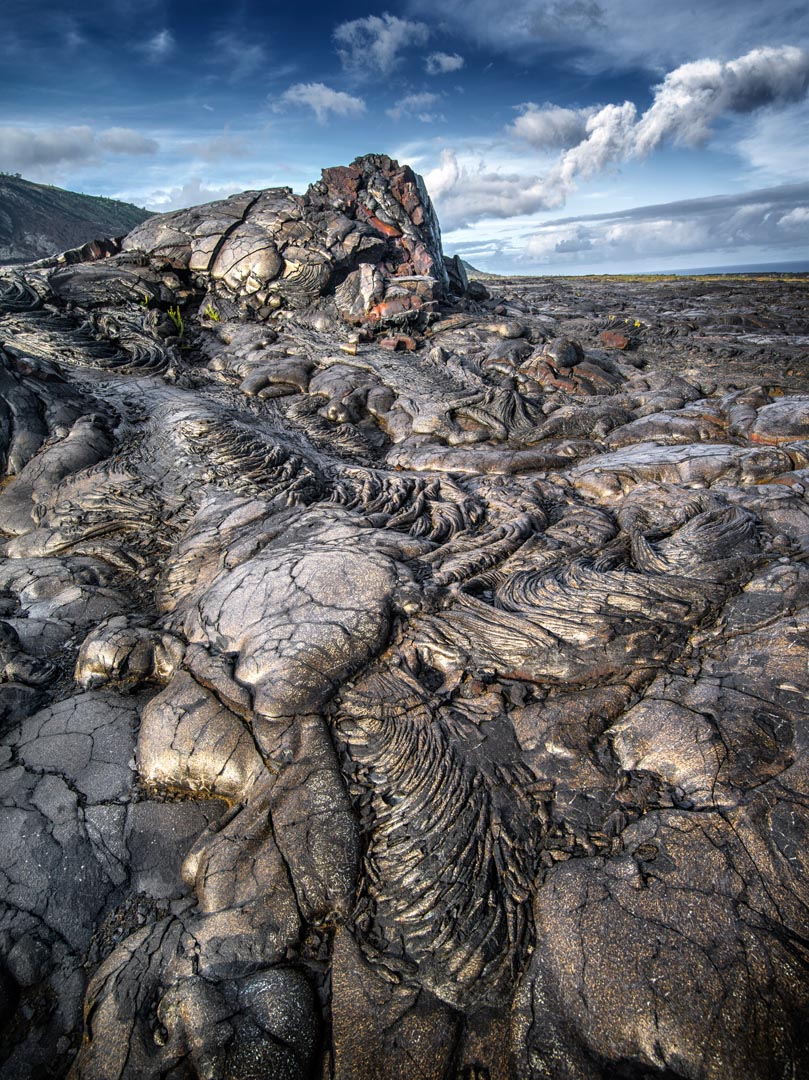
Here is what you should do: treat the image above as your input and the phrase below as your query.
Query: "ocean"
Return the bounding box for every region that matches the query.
[659,260,809,276]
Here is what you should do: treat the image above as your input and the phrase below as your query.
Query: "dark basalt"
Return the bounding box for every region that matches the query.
[1,154,808,1080]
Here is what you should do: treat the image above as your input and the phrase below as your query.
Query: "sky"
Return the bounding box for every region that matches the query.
[1,0,808,274]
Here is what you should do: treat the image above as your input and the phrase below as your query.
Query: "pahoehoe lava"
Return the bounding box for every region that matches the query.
[1,153,809,1080]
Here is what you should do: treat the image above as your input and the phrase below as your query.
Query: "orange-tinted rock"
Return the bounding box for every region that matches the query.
[600,330,631,349]
[357,206,402,239]
[368,295,423,322]
[379,335,418,352]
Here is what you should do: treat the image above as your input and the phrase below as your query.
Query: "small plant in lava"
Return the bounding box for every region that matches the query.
[167,305,184,338]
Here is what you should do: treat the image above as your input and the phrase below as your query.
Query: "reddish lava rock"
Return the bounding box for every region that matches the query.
[379,335,418,352]
[600,330,632,350]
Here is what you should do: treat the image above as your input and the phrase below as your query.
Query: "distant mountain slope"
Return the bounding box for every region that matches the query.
[459,258,500,279]
[0,175,152,263]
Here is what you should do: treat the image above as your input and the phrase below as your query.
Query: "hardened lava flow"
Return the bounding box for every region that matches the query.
[1,154,809,1080]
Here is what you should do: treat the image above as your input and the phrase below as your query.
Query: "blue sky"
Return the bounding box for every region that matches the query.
[2,0,808,273]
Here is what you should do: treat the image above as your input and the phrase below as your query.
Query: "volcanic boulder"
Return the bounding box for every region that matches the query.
[121,154,450,325]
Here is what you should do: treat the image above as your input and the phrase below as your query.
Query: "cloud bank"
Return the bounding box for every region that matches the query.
[0,126,158,171]
[522,183,809,266]
[406,0,809,73]
[425,151,562,228]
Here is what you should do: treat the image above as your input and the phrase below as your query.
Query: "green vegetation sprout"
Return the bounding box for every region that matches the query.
[167,306,184,338]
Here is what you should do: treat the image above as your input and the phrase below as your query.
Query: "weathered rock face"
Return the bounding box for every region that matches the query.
[1,157,809,1080]
[120,153,449,325]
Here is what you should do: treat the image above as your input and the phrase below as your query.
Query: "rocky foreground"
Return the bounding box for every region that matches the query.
[0,155,808,1080]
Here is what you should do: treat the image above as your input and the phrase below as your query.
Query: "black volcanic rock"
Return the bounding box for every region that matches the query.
[0,175,151,264]
[0,155,808,1080]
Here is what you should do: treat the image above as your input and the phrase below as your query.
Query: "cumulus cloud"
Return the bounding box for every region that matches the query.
[137,29,174,63]
[537,46,809,202]
[334,13,429,75]
[434,46,809,225]
[425,51,465,75]
[509,103,594,149]
[277,82,366,123]
[424,149,561,228]
[546,100,638,193]
[523,182,809,265]
[633,46,809,154]
[514,46,809,160]
[0,125,158,172]
[387,92,441,121]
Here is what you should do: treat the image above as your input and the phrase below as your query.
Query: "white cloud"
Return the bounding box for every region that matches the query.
[510,103,594,149]
[519,45,809,175]
[0,125,159,172]
[387,92,441,121]
[778,206,809,228]
[145,178,239,212]
[424,148,561,228]
[534,46,809,203]
[633,46,809,155]
[334,13,429,75]
[138,29,174,63]
[277,82,366,123]
[425,51,464,75]
[547,100,638,195]
[0,125,96,170]
[432,45,809,225]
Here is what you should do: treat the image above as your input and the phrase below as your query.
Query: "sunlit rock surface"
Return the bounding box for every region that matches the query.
[1,155,809,1079]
